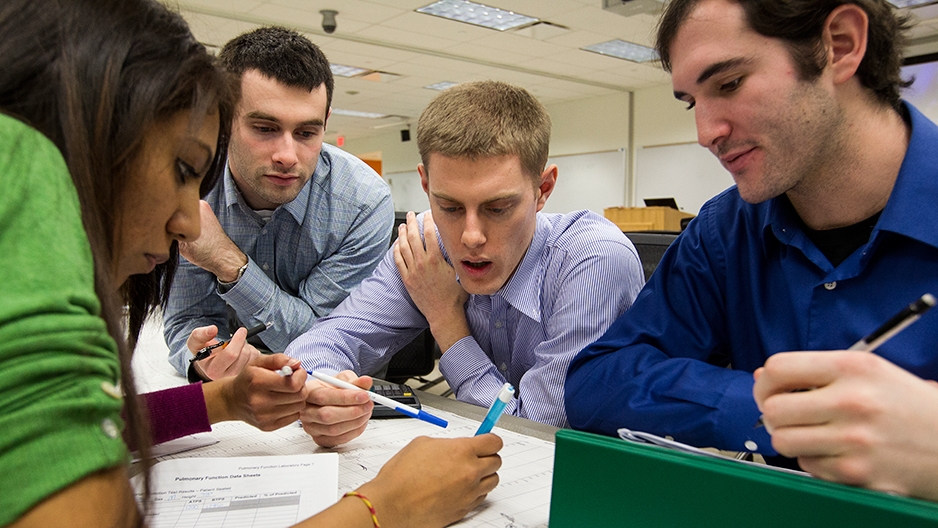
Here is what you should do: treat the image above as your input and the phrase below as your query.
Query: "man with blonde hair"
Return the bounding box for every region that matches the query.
[287,80,644,446]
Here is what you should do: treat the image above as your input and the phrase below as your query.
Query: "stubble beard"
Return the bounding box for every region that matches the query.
[738,81,846,205]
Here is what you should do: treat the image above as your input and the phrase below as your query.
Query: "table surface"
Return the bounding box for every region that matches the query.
[415,391,558,442]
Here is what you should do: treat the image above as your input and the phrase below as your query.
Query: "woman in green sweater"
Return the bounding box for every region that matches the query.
[0,1,501,527]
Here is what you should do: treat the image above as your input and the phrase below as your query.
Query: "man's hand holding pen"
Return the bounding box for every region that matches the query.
[187,323,264,381]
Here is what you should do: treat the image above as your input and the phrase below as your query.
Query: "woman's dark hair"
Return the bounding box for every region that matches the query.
[0,0,235,512]
[656,0,912,109]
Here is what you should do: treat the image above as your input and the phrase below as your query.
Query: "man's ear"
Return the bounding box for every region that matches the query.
[535,164,558,212]
[418,163,430,195]
[324,107,332,128]
[824,4,868,85]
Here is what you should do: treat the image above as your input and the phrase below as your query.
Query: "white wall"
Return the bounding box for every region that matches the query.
[632,83,734,215]
[341,129,427,213]
[633,83,697,148]
[546,92,631,157]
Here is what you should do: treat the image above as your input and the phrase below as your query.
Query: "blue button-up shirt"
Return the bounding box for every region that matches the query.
[164,143,394,375]
[286,210,644,427]
[566,103,938,454]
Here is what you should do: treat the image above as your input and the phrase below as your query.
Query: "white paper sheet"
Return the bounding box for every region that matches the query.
[154,409,553,528]
[133,454,338,528]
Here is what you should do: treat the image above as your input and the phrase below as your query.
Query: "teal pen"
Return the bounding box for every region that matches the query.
[475,383,514,435]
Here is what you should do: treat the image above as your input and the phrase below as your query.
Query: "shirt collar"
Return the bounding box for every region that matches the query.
[221,156,316,225]
[762,101,938,254]
[491,213,550,322]
[875,102,938,250]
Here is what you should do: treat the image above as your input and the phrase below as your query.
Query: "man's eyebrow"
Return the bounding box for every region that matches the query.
[244,111,324,128]
[432,191,520,205]
[696,57,751,85]
[673,57,753,100]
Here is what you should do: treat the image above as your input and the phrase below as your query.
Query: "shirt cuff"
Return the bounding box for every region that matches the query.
[714,372,776,455]
[143,383,212,446]
[219,259,275,316]
[438,336,509,407]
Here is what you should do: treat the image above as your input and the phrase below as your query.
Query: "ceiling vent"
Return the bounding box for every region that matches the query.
[602,0,668,17]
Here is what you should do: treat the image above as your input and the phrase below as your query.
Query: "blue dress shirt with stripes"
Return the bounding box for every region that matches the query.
[164,143,394,376]
[286,210,645,427]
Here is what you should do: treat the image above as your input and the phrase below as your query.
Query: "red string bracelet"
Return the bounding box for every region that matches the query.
[344,491,381,527]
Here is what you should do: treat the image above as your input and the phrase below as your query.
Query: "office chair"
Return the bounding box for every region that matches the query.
[383,211,438,384]
[624,231,679,281]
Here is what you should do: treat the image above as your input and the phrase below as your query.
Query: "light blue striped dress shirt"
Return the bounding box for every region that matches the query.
[164,143,394,376]
[285,210,645,427]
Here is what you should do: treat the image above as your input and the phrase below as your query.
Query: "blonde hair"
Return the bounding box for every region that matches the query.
[417,80,551,182]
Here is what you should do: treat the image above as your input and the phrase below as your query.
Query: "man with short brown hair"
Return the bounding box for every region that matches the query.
[288,81,644,446]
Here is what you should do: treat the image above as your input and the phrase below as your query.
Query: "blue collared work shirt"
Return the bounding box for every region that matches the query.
[566,102,938,454]
[164,143,394,375]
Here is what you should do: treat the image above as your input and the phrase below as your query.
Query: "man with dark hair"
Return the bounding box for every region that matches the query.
[163,27,393,382]
[285,81,644,447]
[566,0,938,499]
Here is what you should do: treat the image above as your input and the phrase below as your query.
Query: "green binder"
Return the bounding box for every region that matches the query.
[550,429,938,527]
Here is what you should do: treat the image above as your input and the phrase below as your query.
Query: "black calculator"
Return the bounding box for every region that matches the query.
[370,380,421,418]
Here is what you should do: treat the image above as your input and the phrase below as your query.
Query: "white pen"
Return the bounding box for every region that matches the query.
[309,370,448,428]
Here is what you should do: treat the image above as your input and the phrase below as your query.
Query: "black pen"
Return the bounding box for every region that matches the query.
[190,322,272,363]
[754,293,935,429]
[847,293,935,352]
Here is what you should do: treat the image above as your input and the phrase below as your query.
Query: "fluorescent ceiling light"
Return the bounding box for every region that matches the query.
[888,0,938,7]
[331,108,388,119]
[417,0,538,31]
[582,39,659,63]
[424,81,459,91]
[330,63,373,77]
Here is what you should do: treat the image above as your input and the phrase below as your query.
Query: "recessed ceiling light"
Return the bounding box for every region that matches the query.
[888,0,938,7]
[331,108,388,119]
[330,63,373,77]
[417,0,538,31]
[424,81,460,91]
[582,39,659,63]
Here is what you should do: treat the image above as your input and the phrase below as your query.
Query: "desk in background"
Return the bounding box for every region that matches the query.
[604,205,694,232]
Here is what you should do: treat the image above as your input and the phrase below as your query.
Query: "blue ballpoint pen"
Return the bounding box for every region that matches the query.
[475,383,515,435]
[308,370,448,428]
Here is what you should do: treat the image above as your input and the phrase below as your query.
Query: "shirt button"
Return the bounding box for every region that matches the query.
[824,281,837,290]
[744,440,758,451]
[100,381,122,400]
[101,418,119,439]
[499,362,507,372]
[262,228,268,235]
[262,263,270,271]
[494,320,503,329]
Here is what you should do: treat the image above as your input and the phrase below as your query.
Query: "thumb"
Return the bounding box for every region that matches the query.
[187,325,219,353]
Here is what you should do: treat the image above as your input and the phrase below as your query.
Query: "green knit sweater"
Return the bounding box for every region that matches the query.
[0,113,127,524]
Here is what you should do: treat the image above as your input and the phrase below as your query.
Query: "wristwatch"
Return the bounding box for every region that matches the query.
[218,260,248,286]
